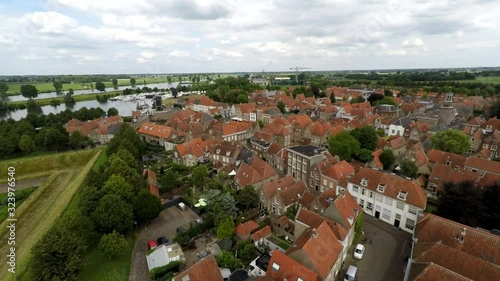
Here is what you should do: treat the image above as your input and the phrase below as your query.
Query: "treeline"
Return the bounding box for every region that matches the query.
[30,124,162,281]
[0,107,113,158]
[345,71,477,81]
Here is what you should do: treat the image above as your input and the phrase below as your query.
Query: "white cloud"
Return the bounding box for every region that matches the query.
[402,38,424,48]
[168,50,190,58]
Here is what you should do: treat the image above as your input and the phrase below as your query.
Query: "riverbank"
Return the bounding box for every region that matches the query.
[10,91,123,107]
[4,77,172,95]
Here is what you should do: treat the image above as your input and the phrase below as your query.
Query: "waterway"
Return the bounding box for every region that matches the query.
[4,82,181,102]
[0,99,154,121]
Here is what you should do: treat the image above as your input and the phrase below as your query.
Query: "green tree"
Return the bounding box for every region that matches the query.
[379,149,396,170]
[191,164,209,190]
[43,127,68,151]
[18,134,36,153]
[53,80,63,93]
[112,78,118,88]
[217,216,235,240]
[64,88,75,104]
[356,148,374,163]
[487,101,500,119]
[21,84,39,99]
[167,76,172,83]
[430,129,471,154]
[99,230,128,260]
[115,148,140,171]
[130,78,136,87]
[236,94,248,104]
[133,190,162,223]
[105,154,142,188]
[216,250,240,271]
[92,194,135,234]
[107,107,119,116]
[69,131,89,149]
[95,81,106,92]
[218,192,239,217]
[237,186,258,210]
[327,131,361,161]
[79,185,100,216]
[277,100,286,114]
[101,174,135,202]
[377,96,397,106]
[351,126,378,151]
[159,170,180,193]
[384,89,393,96]
[0,82,8,96]
[398,159,418,179]
[436,181,486,227]
[237,243,257,265]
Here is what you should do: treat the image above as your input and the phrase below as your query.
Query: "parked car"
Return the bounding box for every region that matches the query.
[157,236,169,245]
[354,244,365,259]
[147,239,157,250]
[344,265,358,281]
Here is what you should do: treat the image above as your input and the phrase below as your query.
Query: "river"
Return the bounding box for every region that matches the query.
[4,82,182,102]
[0,99,154,121]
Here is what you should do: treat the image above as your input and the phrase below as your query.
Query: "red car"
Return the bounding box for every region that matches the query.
[147,239,157,250]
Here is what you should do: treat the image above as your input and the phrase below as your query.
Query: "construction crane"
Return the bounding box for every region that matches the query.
[290,66,311,84]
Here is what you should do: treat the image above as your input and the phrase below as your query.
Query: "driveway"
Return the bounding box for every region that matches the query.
[338,215,412,281]
[129,206,200,281]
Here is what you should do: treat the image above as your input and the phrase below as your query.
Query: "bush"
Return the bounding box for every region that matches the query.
[149,261,184,280]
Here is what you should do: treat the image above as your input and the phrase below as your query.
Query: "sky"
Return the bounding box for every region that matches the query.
[0,0,499,75]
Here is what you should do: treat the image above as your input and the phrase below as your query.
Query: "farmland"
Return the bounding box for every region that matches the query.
[0,149,102,281]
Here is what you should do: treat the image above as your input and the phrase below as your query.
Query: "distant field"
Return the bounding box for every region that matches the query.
[453,76,500,84]
[0,149,102,281]
[5,77,171,95]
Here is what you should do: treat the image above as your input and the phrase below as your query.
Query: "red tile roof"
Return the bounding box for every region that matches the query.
[411,262,473,281]
[251,225,272,242]
[286,221,343,279]
[296,208,347,241]
[235,220,259,238]
[322,160,355,181]
[427,149,466,168]
[173,255,223,281]
[464,157,500,175]
[138,122,173,139]
[349,168,427,209]
[428,164,479,192]
[262,175,296,199]
[176,137,206,158]
[266,249,319,281]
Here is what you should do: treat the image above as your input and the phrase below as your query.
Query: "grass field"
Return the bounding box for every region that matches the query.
[0,187,37,222]
[10,90,122,106]
[0,149,102,281]
[452,76,500,84]
[5,77,171,95]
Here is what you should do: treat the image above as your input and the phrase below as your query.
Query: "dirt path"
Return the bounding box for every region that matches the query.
[0,177,48,193]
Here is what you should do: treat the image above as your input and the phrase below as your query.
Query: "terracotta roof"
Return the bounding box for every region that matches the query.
[286,221,343,279]
[278,181,308,206]
[410,262,473,281]
[149,183,160,198]
[477,173,500,188]
[480,117,500,131]
[464,157,500,175]
[138,122,173,139]
[176,137,206,158]
[372,149,384,169]
[331,191,361,229]
[235,220,259,238]
[253,131,274,143]
[222,121,251,136]
[249,156,278,179]
[321,160,355,181]
[266,249,318,281]
[287,114,312,129]
[388,135,407,149]
[234,163,263,188]
[296,208,347,241]
[266,142,283,155]
[251,225,272,241]
[299,190,316,209]
[427,149,466,169]
[428,164,479,192]
[413,242,500,281]
[465,116,485,127]
[262,175,296,199]
[349,168,427,209]
[173,255,223,281]
[415,214,500,267]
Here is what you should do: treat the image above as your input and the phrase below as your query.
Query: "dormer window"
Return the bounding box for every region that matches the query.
[361,178,368,186]
[486,125,492,130]
[398,191,408,201]
[377,184,386,193]
[216,149,221,154]
[272,262,280,271]
[446,160,451,166]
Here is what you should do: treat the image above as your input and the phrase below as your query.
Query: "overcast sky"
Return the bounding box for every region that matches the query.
[1,0,499,75]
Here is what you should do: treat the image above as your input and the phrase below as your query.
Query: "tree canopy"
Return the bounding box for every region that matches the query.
[133,190,162,223]
[20,84,38,99]
[430,129,470,154]
[351,126,378,151]
[216,216,235,240]
[379,149,395,170]
[92,194,134,234]
[99,231,128,260]
[237,186,258,210]
[95,81,106,92]
[398,159,418,179]
[0,82,8,96]
[53,80,63,93]
[327,131,361,161]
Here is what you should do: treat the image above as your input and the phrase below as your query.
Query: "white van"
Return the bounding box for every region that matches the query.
[344,265,357,281]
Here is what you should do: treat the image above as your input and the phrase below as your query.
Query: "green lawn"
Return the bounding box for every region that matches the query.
[0,186,37,222]
[92,149,109,171]
[78,235,136,281]
[10,90,122,106]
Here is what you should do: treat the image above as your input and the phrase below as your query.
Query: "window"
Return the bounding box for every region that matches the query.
[361,188,366,195]
[397,191,407,201]
[274,197,279,205]
[486,125,492,130]
[359,199,365,209]
[352,186,359,193]
[272,263,280,271]
[377,184,386,193]
[409,207,417,215]
[395,213,402,220]
[361,178,368,186]
[382,209,391,221]
[446,161,451,166]
[396,201,404,210]
[405,218,415,230]
[367,202,373,211]
[369,191,374,198]
[483,144,489,149]
[385,197,393,206]
[492,145,497,151]
[323,179,327,185]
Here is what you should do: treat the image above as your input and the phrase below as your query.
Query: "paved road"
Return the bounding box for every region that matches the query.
[0,177,48,193]
[129,206,200,281]
[338,215,411,281]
